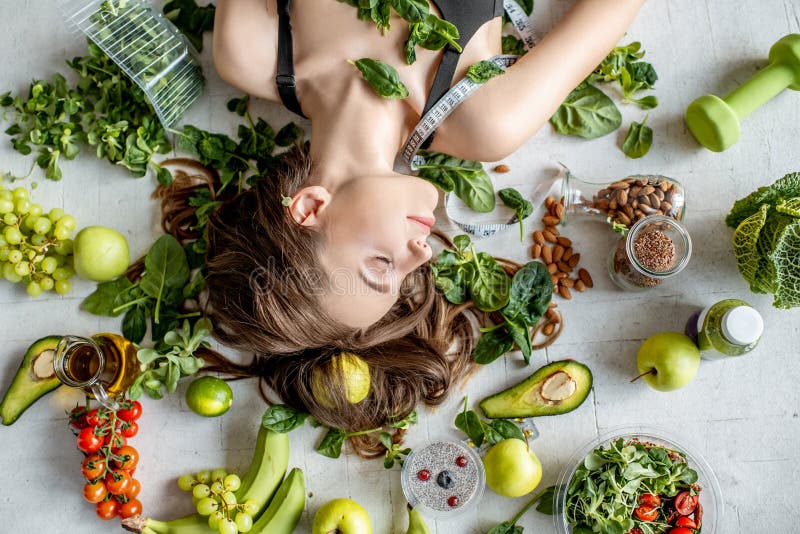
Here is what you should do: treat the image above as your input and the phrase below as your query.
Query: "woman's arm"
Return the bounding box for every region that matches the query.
[428,0,647,162]
[213,0,280,101]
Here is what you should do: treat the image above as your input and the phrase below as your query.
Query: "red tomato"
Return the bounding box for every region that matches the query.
[104,432,126,449]
[85,408,101,427]
[113,446,139,471]
[634,505,659,522]
[121,420,139,438]
[118,498,143,519]
[77,427,104,453]
[117,401,142,422]
[124,478,141,499]
[639,493,661,507]
[674,491,699,515]
[69,406,88,429]
[81,453,106,481]
[83,481,108,503]
[675,516,697,528]
[668,529,694,534]
[105,469,132,495]
[96,499,118,520]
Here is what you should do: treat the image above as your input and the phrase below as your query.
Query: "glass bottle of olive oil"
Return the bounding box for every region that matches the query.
[685,299,764,360]
[53,333,140,409]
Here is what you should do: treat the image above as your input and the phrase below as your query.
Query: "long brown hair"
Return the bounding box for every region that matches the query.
[155,147,479,457]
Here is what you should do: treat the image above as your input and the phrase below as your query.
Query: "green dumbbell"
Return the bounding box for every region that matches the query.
[686,33,800,152]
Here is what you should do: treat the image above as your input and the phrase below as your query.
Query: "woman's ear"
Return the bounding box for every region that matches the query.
[288,186,331,226]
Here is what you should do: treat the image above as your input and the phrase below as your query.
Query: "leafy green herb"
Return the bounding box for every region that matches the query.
[140,235,191,324]
[486,485,556,534]
[471,327,515,365]
[316,411,418,459]
[275,122,305,147]
[163,0,216,52]
[348,58,410,99]
[622,117,653,159]
[416,151,495,213]
[129,319,211,400]
[550,83,622,139]
[565,439,699,534]
[502,35,527,56]
[261,405,310,433]
[380,432,412,469]
[726,172,800,308]
[466,60,506,84]
[404,13,462,64]
[498,188,533,241]
[453,397,525,447]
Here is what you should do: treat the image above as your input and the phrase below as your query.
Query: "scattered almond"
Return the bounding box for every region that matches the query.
[544,225,560,237]
[553,245,565,263]
[574,279,586,292]
[542,215,560,227]
[493,164,510,173]
[547,263,558,274]
[533,230,545,245]
[556,236,572,247]
[542,230,558,243]
[541,245,553,264]
[561,278,574,288]
[557,261,572,273]
[578,268,593,288]
[531,244,542,259]
[562,247,573,262]
[567,254,581,268]
[559,285,572,300]
[542,323,555,336]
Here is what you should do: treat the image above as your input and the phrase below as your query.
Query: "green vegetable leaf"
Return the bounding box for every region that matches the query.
[535,485,557,515]
[465,251,511,311]
[122,305,148,344]
[498,188,533,241]
[348,58,409,99]
[390,0,429,22]
[732,204,771,294]
[317,428,348,458]
[454,397,485,446]
[275,122,304,147]
[163,0,216,52]
[487,522,524,534]
[226,95,249,117]
[472,327,514,365]
[416,151,495,212]
[503,314,532,362]
[487,419,525,443]
[139,235,191,324]
[81,276,135,317]
[621,117,653,159]
[502,261,553,327]
[502,35,527,56]
[262,405,309,433]
[726,172,800,228]
[466,60,506,84]
[550,84,622,139]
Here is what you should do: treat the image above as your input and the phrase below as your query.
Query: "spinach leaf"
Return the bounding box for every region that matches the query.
[503,314,532,362]
[122,304,148,344]
[550,84,622,139]
[487,522,524,534]
[390,0,428,22]
[417,151,495,212]
[274,122,305,147]
[498,188,533,241]
[502,261,553,327]
[472,327,514,365]
[465,252,510,311]
[317,428,348,458]
[622,117,653,159]
[348,58,409,99]
[486,419,525,444]
[466,60,506,84]
[139,235,191,324]
[262,405,309,433]
[454,397,485,446]
[502,35,527,56]
[81,276,135,317]
[163,0,216,52]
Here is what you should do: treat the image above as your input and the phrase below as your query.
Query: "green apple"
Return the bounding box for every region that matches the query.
[311,352,370,408]
[72,226,130,282]
[636,332,701,392]
[312,498,372,534]
[483,438,542,498]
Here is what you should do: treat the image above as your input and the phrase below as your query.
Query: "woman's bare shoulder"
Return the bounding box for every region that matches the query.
[213,0,280,101]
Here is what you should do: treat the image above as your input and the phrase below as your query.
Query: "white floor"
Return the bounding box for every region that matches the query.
[1,1,799,533]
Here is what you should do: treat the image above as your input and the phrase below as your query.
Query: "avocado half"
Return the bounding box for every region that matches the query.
[479,360,593,419]
[0,336,63,425]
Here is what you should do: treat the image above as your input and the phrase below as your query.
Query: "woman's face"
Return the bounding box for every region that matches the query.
[315,175,440,328]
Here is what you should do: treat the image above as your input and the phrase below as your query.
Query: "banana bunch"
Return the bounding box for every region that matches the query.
[121,426,305,534]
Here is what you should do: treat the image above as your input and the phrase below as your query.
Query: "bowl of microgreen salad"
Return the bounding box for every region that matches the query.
[554,426,723,534]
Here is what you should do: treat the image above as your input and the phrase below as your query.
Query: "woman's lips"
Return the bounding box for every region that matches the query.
[408,215,435,231]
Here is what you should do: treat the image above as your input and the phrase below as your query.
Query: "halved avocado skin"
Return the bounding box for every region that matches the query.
[479,360,593,419]
[0,336,63,425]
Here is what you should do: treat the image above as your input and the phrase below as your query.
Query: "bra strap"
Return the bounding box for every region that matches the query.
[418,44,461,150]
[276,0,307,118]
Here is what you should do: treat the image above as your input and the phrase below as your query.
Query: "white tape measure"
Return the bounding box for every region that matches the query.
[503,0,537,50]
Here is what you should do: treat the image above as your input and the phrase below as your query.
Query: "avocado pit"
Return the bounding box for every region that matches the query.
[32,350,56,380]
[539,371,577,403]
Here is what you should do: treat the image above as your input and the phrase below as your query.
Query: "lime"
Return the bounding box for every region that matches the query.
[185,377,233,417]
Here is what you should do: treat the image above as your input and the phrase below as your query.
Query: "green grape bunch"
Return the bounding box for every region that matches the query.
[178,468,256,534]
[0,182,76,296]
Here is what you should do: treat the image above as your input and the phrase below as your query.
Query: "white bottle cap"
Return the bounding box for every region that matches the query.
[721,306,764,346]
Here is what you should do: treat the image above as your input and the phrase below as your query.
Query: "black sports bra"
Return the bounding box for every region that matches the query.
[276,0,503,146]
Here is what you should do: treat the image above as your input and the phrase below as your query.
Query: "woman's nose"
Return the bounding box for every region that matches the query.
[407,237,431,265]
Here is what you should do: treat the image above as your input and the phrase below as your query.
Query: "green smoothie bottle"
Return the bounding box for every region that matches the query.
[686,299,764,360]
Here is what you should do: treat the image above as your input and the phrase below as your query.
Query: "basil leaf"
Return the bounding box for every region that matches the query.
[262,405,309,433]
[348,58,410,99]
[472,327,514,365]
[622,118,653,159]
[550,84,622,139]
[317,428,348,458]
[466,60,506,84]
[502,261,553,326]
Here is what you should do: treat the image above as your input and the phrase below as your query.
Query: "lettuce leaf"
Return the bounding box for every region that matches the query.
[726,172,800,228]
[770,216,800,308]
[732,204,772,294]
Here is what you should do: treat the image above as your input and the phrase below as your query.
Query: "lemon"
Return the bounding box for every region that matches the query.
[311,352,370,408]
[185,376,233,417]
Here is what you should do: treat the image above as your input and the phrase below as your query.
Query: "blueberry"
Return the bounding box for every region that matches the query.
[436,470,455,489]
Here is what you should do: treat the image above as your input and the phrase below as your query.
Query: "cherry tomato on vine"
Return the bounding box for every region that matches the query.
[82,480,108,503]
[675,516,697,528]
[77,427,103,453]
[668,528,694,534]
[124,478,141,500]
[634,505,659,522]
[81,453,106,481]
[104,433,126,449]
[113,446,139,471]
[96,499,118,520]
[69,406,88,429]
[85,408,102,427]
[105,469,132,495]
[674,491,698,515]
[118,498,143,519]
[117,401,142,422]
[639,493,661,507]
[120,420,139,438]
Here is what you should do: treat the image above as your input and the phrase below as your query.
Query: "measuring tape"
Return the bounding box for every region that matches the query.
[503,0,537,51]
